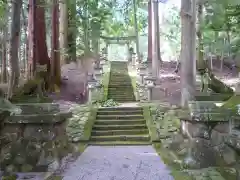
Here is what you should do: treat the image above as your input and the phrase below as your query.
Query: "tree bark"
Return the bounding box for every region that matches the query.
[180,0,196,107]
[147,0,152,67]
[51,0,61,88]
[154,2,162,63]
[133,0,140,61]
[59,0,68,64]
[68,0,76,62]
[8,0,22,91]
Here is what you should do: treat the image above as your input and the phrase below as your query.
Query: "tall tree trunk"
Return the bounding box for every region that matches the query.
[68,0,76,62]
[35,0,50,69]
[28,0,50,89]
[133,0,140,61]
[59,0,68,64]
[8,0,22,93]
[180,0,196,107]
[154,2,162,64]
[152,1,159,77]
[147,0,152,70]
[21,6,28,74]
[2,26,8,83]
[83,2,90,54]
[51,0,61,88]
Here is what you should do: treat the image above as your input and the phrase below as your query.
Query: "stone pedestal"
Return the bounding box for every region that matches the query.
[144,75,156,101]
[87,78,97,103]
[139,64,147,85]
[147,83,155,101]
[94,67,103,81]
[87,72,94,82]
[88,84,95,104]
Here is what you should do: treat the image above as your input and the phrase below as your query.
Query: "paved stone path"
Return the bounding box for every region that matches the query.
[62,146,174,180]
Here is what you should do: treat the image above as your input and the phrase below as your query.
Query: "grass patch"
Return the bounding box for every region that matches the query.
[78,143,88,153]
[78,107,97,141]
[142,106,160,142]
[46,175,63,180]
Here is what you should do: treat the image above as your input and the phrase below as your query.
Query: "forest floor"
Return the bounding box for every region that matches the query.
[150,60,239,106]
[50,59,239,107]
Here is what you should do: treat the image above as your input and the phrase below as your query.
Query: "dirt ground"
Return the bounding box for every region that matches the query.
[152,60,239,106]
[49,62,89,106]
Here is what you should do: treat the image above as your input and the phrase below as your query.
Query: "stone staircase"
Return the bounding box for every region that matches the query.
[89,106,150,145]
[107,61,135,102]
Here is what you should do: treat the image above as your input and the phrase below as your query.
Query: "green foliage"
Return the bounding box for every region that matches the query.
[100,99,119,107]
[203,0,240,57]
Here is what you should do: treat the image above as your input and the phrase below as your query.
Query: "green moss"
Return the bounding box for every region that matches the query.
[215,167,237,180]
[78,143,88,153]
[171,170,193,180]
[79,107,97,141]
[195,93,232,101]
[153,143,193,180]
[142,106,160,142]
[46,175,63,180]
[2,175,18,180]
[222,94,240,108]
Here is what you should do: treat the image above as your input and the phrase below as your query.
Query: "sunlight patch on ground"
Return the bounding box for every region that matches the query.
[159,72,179,78]
[221,78,240,85]
[118,102,140,107]
[136,152,159,156]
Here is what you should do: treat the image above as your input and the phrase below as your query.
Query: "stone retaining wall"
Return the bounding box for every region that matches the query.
[149,103,240,170]
[66,104,92,142]
[0,105,72,173]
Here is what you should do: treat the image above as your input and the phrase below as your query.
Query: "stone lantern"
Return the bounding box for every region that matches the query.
[144,76,156,101]
[94,64,103,82]
[139,64,147,85]
[87,79,97,103]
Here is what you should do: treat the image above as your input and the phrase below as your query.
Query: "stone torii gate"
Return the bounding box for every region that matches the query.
[100,35,137,61]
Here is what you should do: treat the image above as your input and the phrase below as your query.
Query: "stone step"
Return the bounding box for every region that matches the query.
[108,84,132,86]
[108,97,135,99]
[98,107,142,111]
[91,129,149,136]
[108,99,136,102]
[97,110,142,115]
[92,124,147,130]
[112,100,136,102]
[90,135,150,142]
[88,141,151,145]
[109,80,131,83]
[108,89,134,92]
[107,94,135,96]
[96,114,143,120]
[109,77,130,79]
[107,90,134,93]
[94,119,146,125]
[107,96,135,99]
